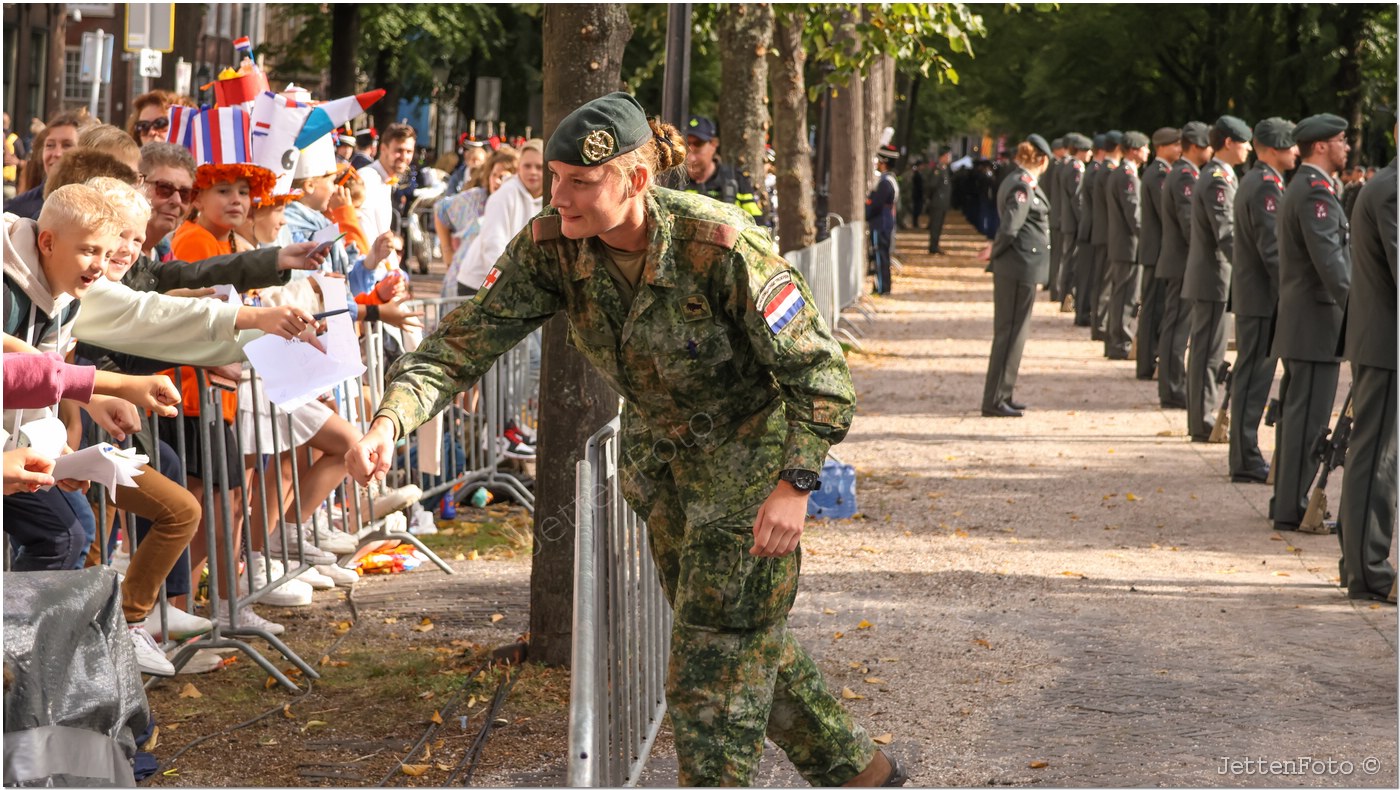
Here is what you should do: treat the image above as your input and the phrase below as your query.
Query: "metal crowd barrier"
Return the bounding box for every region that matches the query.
[569,418,671,788]
[784,220,873,349]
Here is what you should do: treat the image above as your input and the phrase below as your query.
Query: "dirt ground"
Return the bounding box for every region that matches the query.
[144,216,1395,787]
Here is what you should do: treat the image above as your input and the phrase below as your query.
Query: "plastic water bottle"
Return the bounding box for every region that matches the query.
[410,510,438,535]
[470,487,493,508]
[439,495,456,520]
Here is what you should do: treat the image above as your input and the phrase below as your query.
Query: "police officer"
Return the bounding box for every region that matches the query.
[1057,133,1092,312]
[1090,130,1123,342]
[677,115,768,227]
[1271,113,1352,532]
[1156,121,1213,409]
[1105,131,1150,360]
[1337,152,1396,601]
[1046,137,1067,301]
[347,92,903,787]
[926,150,953,254]
[1134,128,1180,380]
[1183,115,1252,442]
[867,144,900,295]
[982,134,1051,418]
[1073,134,1108,327]
[1227,117,1297,482]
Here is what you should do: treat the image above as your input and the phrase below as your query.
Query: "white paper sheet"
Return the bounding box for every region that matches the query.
[241,273,365,411]
[210,284,242,305]
[49,443,148,502]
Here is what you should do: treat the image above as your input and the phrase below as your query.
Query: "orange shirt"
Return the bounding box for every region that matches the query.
[167,221,239,424]
[326,204,369,260]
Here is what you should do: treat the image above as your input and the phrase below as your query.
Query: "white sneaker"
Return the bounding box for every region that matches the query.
[139,606,213,642]
[172,648,229,675]
[311,511,359,554]
[317,562,360,587]
[365,484,423,519]
[246,557,313,606]
[128,625,176,677]
[213,599,286,636]
[497,435,536,460]
[267,537,338,566]
[290,562,335,590]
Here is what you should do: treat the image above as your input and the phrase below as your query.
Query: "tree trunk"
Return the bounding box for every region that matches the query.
[329,5,360,101]
[865,54,884,183]
[45,3,67,119]
[531,2,633,669]
[371,48,399,131]
[826,11,864,225]
[768,10,813,253]
[717,3,773,216]
[1335,8,1367,166]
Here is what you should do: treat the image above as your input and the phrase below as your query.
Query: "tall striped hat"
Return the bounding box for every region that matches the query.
[166,104,275,199]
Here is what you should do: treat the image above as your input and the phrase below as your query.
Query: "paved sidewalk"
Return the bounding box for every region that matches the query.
[636,218,1396,787]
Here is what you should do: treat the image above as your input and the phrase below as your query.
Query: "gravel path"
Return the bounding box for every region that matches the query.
[637,217,1396,787]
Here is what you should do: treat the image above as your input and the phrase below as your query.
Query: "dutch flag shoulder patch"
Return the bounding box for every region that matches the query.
[757,270,805,336]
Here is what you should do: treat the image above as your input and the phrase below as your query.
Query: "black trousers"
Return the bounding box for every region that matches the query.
[1105,260,1141,358]
[1228,314,1277,476]
[871,229,893,295]
[1073,240,1097,325]
[1048,229,1064,299]
[1092,244,1112,336]
[1186,299,1227,439]
[1338,363,1396,597]
[927,204,948,252]
[1135,267,1163,379]
[1057,232,1078,302]
[1157,276,1190,406]
[982,274,1037,411]
[1270,358,1341,526]
[3,487,89,571]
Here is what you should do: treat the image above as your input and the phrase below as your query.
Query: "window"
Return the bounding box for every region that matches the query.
[62,47,110,122]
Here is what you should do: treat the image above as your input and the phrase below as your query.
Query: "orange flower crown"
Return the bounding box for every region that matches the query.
[193,163,276,202]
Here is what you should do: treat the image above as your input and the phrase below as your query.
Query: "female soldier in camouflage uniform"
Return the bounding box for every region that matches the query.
[347,93,904,787]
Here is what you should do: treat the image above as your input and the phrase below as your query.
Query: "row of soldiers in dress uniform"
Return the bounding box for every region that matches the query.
[1041,114,1397,604]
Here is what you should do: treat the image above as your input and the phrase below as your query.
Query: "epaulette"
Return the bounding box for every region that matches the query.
[1211,168,1226,179]
[1071,160,1084,171]
[673,216,739,249]
[531,215,562,243]
[1262,174,1282,185]
[1020,173,1033,184]
[1309,178,1335,195]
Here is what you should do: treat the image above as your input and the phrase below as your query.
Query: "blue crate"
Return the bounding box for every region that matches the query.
[807,459,857,520]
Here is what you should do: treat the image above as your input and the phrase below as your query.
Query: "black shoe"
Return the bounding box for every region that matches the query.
[1091,330,1107,342]
[982,403,1023,418]
[880,752,910,786]
[1274,521,1300,532]
[1231,466,1269,484]
[1135,373,1156,381]
[1073,318,1091,327]
[1189,435,1211,443]
[1007,399,1027,410]
[1160,400,1187,410]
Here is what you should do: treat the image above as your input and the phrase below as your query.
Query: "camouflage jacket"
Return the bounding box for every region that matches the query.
[376,187,855,525]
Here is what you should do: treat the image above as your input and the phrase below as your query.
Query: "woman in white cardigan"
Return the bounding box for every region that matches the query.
[455,140,544,295]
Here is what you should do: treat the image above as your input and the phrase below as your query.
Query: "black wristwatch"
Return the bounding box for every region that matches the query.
[778,468,822,492]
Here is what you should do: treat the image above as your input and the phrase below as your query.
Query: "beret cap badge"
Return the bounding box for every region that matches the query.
[581,129,617,164]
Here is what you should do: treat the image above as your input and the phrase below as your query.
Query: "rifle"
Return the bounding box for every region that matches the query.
[1263,397,1281,484]
[1299,387,1354,534]
[1208,360,1233,443]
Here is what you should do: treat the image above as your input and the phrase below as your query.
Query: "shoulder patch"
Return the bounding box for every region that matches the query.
[531,215,562,243]
[674,216,739,250]
[1072,160,1084,171]
[1314,201,1328,220]
[756,270,804,336]
[1264,195,1277,213]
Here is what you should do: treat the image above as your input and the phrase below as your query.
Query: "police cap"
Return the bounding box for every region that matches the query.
[1181,121,1211,148]
[1253,117,1296,150]
[1122,131,1150,150]
[1151,127,1181,146]
[1292,113,1348,144]
[1214,115,1252,143]
[545,91,652,167]
[1026,134,1052,157]
[685,115,718,142]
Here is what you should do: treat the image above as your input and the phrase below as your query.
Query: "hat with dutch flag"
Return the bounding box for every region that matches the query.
[166,104,276,201]
[248,90,312,207]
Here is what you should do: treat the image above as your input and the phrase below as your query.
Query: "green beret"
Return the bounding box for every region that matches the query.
[544,91,652,167]
[1122,131,1150,150]
[1214,115,1252,143]
[1181,121,1210,147]
[1151,127,1181,146]
[1293,113,1348,144]
[1253,117,1296,150]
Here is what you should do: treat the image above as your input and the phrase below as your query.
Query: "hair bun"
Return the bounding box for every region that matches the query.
[648,118,687,171]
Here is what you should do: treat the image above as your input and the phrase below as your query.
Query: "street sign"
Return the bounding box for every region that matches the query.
[125,3,176,53]
[474,77,501,123]
[139,48,162,78]
[79,31,115,84]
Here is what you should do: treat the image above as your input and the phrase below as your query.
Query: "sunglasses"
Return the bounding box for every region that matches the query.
[134,117,170,136]
[148,179,193,203]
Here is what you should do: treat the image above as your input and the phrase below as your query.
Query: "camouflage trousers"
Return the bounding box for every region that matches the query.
[641,468,875,787]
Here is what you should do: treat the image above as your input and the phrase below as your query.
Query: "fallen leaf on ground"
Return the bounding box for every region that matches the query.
[467,550,480,560]
[841,687,865,700]
[833,632,845,640]
[383,617,398,624]
[143,726,160,751]
[490,613,505,623]
[1061,571,1085,578]
[454,552,467,561]
[179,683,202,699]
[1125,493,1138,501]
[431,710,444,724]
[872,733,894,745]
[301,720,327,733]
[1029,760,1049,769]
[864,677,885,685]
[282,704,294,719]
[857,620,873,630]
[823,608,838,615]
[413,618,435,632]
[972,639,991,649]
[1270,535,1284,541]
[848,661,863,669]
[436,762,455,771]
[400,765,429,777]
[264,675,278,689]
[1272,571,1290,577]
[419,690,435,700]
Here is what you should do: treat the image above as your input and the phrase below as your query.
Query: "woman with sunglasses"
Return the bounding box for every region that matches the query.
[126,90,195,147]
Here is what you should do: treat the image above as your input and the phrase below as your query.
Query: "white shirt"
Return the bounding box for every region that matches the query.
[458,174,543,289]
[356,159,394,246]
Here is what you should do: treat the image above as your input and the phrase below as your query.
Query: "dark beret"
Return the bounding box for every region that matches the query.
[1050,137,1065,150]
[1092,133,1107,150]
[1122,131,1150,150]
[1292,113,1348,144]
[1214,115,1252,143]
[1253,117,1296,149]
[1066,133,1093,151]
[545,91,652,167]
[1027,134,1051,157]
[1181,121,1210,147]
[1152,127,1181,146]
[1104,130,1124,147]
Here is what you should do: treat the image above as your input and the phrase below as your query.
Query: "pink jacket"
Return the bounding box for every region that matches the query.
[2,351,96,409]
